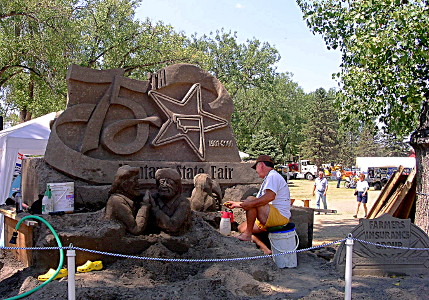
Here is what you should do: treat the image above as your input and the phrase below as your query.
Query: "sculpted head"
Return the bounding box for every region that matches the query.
[155,168,182,201]
[110,165,140,198]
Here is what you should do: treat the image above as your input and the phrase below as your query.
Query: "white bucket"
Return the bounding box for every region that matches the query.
[268,229,299,268]
[48,182,75,212]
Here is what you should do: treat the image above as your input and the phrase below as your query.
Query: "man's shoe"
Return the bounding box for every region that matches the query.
[353,215,357,218]
[77,260,103,273]
[316,212,320,215]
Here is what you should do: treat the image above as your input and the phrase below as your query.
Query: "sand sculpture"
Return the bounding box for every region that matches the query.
[104,165,150,235]
[22,63,262,211]
[43,64,261,187]
[147,168,192,235]
[190,173,222,211]
[105,166,191,235]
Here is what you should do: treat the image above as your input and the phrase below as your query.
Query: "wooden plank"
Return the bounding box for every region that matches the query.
[385,168,416,216]
[385,181,412,215]
[290,199,310,207]
[4,215,34,267]
[367,165,405,219]
[376,183,404,218]
[394,180,416,219]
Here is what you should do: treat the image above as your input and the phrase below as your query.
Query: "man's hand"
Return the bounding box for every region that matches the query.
[223,201,242,209]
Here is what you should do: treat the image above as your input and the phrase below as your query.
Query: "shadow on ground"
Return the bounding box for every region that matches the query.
[312,217,358,245]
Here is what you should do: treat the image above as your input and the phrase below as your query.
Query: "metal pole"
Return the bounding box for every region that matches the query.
[67,244,76,300]
[344,234,354,300]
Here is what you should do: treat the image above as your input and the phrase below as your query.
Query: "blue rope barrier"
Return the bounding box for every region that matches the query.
[352,238,429,251]
[1,239,346,263]
[2,236,429,263]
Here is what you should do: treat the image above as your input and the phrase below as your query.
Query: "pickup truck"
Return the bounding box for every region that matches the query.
[367,166,411,190]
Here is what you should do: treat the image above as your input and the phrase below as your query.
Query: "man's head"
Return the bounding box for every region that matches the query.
[251,155,275,178]
[155,168,182,201]
[318,171,325,178]
[110,165,140,198]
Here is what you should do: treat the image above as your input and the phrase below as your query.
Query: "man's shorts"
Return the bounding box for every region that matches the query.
[255,204,289,230]
[357,191,368,203]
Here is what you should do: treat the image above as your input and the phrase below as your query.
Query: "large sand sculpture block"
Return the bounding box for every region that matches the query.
[44,64,260,186]
[334,214,429,276]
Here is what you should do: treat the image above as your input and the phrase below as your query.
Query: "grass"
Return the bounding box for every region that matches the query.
[288,178,382,244]
[288,178,381,215]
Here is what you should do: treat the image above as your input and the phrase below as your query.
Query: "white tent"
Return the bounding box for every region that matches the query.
[0,112,56,205]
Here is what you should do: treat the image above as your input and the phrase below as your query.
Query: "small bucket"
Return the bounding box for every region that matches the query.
[48,182,75,212]
[268,229,299,268]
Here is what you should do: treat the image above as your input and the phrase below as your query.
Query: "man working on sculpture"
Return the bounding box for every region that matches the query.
[224,155,291,253]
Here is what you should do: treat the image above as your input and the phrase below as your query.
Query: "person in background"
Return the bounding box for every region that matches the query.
[313,171,328,214]
[336,169,342,188]
[354,173,369,218]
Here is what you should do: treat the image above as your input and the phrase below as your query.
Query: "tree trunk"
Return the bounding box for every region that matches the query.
[19,78,34,122]
[410,101,429,235]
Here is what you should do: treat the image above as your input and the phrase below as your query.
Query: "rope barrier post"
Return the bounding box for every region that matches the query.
[67,244,76,300]
[344,233,354,300]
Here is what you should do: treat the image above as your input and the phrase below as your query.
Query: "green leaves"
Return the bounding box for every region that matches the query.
[0,0,206,120]
[297,0,429,139]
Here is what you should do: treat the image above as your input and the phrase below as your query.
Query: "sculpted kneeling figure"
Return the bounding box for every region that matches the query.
[105,166,191,236]
[104,165,150,235]
[147,168,192,235]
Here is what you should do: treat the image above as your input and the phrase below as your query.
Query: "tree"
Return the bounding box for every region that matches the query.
[297,0,429,233]
[189,30,280,97]
[232,73,307,161]
[299,88,339,167]
[245,130,284,163]
[355,125,384,157]
[0,0,206,121]
[378,132,411,157]
[0,0,77,120]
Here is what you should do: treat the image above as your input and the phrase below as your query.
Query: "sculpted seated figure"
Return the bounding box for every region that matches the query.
[147,168,192,235]
[104,165,150,235]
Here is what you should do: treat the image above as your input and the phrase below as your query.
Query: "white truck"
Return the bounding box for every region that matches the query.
[293,160,319,180]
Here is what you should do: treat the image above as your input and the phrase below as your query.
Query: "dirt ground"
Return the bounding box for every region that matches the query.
[1,179,428,300]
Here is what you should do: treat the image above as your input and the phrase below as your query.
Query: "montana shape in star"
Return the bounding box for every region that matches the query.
[148,83,228,160]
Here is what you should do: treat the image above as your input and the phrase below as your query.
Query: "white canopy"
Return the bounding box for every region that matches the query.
[0,112,56,205]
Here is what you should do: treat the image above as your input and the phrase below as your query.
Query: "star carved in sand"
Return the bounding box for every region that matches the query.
[148,83,228,160]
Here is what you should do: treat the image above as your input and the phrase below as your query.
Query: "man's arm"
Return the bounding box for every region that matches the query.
[241,190,275,210]
[324,179,328,195]
[224,190,276,210]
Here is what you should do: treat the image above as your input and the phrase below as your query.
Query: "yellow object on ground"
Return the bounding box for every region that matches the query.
[77,260,103,273]
[38,268,68,281]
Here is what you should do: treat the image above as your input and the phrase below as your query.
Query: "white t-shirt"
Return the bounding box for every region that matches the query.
[256,170,291,219]
[356,180,369,192]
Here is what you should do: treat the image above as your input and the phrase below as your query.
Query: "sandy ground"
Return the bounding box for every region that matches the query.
[1,180,428,299]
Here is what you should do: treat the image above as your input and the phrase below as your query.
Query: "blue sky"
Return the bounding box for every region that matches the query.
[136,0,342,93]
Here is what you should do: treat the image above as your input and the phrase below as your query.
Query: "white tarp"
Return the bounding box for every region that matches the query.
[0,112,56,205]
[239,151,249,159]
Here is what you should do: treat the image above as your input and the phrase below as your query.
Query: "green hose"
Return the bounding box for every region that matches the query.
[5,215,64,300]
